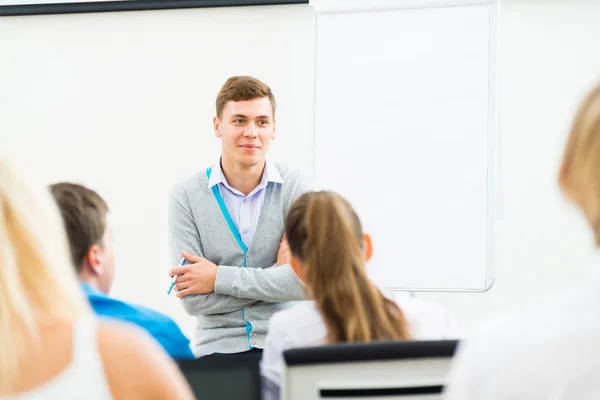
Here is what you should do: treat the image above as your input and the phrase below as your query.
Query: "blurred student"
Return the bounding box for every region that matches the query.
[444,83,600,400]
[50,182,194,360]
[0,156,193,399]
[260,191,460,397]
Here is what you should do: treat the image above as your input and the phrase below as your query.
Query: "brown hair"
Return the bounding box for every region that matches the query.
[49,182,109,272]
[285,191,411,343]
[215,76,276,119]
[559,83,600,245]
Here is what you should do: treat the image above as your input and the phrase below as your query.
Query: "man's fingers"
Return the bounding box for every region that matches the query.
[175,274,192,283]
[176,288,192,298]
[170,265,188,277]
[182,250,203,263]
[175,282,189,291]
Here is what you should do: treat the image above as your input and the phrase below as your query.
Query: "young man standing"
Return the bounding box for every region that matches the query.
[168,76,311,358]
[50,182,195,359]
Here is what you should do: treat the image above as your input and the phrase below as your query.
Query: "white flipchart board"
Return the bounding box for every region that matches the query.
[311,0,499,291]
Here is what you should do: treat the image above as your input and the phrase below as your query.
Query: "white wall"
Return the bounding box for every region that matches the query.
[2,1,600,341]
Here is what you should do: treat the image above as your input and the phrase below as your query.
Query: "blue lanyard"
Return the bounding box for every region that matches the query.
[206,167,248,254]
[207,166,253,348]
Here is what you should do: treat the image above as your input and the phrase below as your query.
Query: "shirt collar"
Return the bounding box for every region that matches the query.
[263,158,284,184]
[208,158,283,190]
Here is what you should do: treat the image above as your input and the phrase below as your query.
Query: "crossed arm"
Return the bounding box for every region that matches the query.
[168,189,304,317]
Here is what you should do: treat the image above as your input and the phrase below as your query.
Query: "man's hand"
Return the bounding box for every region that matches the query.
[276,236,292,267]
[169,250,218,298]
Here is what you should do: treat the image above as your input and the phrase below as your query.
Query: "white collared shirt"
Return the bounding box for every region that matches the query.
[260,298,461,386]
[445,259,600,400]
[208,159,283,249]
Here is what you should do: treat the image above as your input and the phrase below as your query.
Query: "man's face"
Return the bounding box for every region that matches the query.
[214,97,276,168]
[96,223,116,294]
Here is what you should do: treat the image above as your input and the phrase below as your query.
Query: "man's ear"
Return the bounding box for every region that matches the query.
[290,257,305,282]
[364,234,373,261]
[84,244,104,276]
[213,116,222,137]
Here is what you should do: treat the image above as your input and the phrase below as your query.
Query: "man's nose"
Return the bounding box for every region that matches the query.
[244,123,258,137]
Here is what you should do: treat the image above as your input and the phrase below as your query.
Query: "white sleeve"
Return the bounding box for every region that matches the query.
[260,312,289,389]
[398,298,462,339]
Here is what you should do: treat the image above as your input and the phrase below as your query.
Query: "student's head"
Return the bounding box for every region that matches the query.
[213,76,277,169]
[0,156,88,391]
[559,83,600,245]
[285,191,410,343]
[49,182,115,294]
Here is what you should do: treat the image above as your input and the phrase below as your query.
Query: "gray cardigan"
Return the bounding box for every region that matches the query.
[168,163,311,356]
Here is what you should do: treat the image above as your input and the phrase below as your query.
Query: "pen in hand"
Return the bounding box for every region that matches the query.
[165,257,185,298]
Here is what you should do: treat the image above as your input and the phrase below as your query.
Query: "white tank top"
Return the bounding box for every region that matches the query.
[3,318,113,400]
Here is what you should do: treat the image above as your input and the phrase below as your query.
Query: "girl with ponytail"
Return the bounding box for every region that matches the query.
[261,191,460,397]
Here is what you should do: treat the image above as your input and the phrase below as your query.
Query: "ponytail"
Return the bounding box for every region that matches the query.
[285,191,410,343]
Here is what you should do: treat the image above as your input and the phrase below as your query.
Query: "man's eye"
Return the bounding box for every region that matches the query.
[234,119,245,124]
[259,120,269,125]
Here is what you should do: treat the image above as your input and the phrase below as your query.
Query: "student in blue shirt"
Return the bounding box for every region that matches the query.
[50,182,194,359]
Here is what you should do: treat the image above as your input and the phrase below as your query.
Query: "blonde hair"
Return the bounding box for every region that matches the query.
[0,154,89,392]
[559,83,600,245]
[285,191,411,343]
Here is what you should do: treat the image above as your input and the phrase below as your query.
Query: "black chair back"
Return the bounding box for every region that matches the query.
[177,353,262,400]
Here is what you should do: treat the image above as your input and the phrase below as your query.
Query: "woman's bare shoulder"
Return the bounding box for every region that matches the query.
[97,320,193,400]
